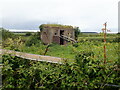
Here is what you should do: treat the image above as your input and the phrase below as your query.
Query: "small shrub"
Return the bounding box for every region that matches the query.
[2,28,15,40]
[25,32,32,36]
[75,51,94,65]
[25,33,41,47]
[73,43,79,47]
[3,37,23,51]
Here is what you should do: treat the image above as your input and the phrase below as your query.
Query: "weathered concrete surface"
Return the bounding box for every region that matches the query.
[40,24,75,45]
[0,49,63,64]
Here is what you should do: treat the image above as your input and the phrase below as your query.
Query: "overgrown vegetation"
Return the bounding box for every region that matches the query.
[2,29,120,89]
[25,32,32,36]
[25,32,41,47]
[2,54,120,89]
[39,24,73,31]
[74,27,81,40]
[1,28,15,41]
[2,29,119,59]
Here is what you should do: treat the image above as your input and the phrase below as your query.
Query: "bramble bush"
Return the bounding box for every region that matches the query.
[2,54,120,89]
[3,37,24,51]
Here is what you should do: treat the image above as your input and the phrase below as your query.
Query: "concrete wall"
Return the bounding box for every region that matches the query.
[40,24,75,45]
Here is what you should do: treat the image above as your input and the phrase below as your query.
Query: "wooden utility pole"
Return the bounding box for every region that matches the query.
[102,22,107,64]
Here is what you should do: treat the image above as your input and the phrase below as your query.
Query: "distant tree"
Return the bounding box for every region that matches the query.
[25,32,32,36]
[74,27,81,40]
[39,24,44,31]
[2,28,15,40]
[25,32,41,47]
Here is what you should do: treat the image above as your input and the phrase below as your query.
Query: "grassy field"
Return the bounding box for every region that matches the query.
[4,33,116,69]
[3,31,119,61]
[13,32,35,36]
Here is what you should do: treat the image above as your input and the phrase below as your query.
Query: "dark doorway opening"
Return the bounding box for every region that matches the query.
[60,30,64,45]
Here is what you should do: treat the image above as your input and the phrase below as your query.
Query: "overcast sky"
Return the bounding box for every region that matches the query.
[0,0,119,32]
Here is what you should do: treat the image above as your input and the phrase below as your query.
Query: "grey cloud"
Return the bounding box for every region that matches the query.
[1,0,119,32]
